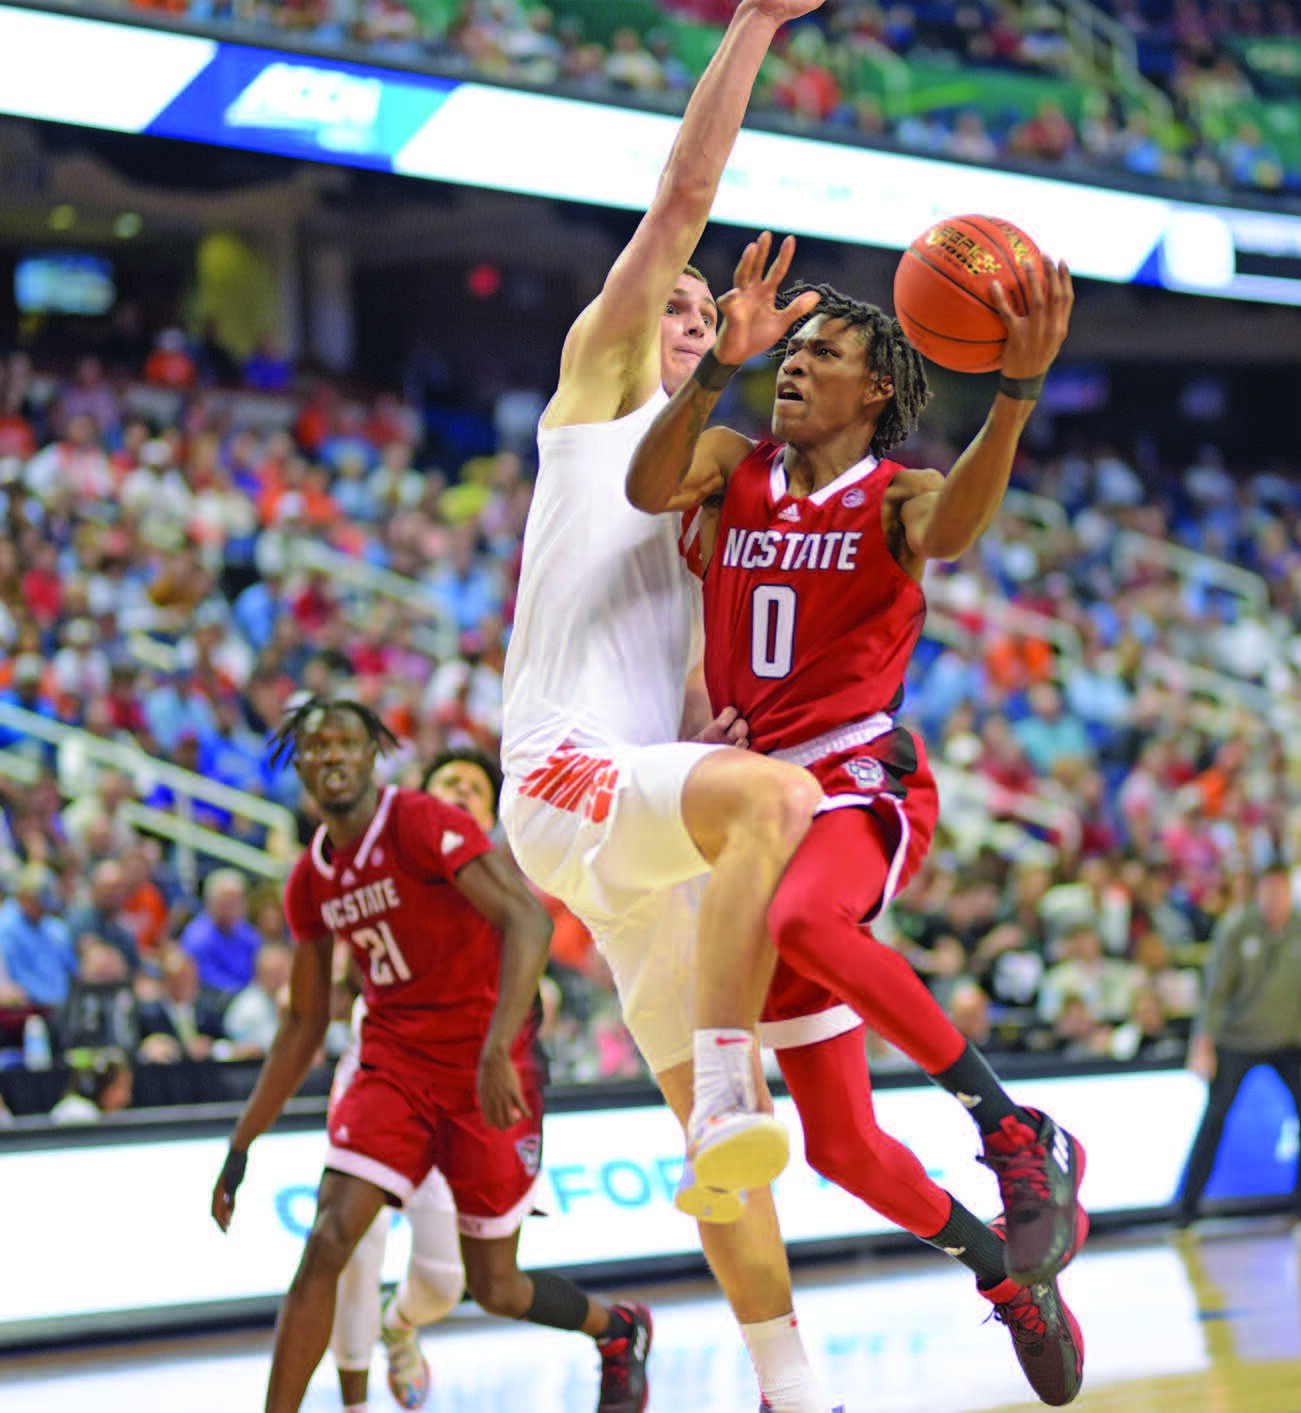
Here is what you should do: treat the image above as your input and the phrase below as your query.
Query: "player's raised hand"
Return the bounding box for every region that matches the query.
[715,232,821,369]
[746,0,828,23]
[211,1147,247,1232]
[992,257,1073,380]
[478,1044,530,1130]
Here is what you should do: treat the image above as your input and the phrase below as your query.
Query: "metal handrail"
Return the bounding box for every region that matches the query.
[925,599,1084,660]
[1002,487,1068,530]
[1114,530,1271,613]
[282,538,459,659]
[120,803,290,880]
[0,703,292,833]
[932,762,1079,857]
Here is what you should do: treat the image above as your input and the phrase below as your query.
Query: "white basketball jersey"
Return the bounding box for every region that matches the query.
[502,389,702,773]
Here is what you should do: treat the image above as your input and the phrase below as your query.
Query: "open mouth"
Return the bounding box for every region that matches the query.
[776,382,804,403]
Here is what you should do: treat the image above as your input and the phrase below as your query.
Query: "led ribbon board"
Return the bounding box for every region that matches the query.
[0,3,1298,302]
[1,1067,1260,1345]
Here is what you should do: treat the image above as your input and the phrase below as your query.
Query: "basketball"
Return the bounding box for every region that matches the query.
[893,215,1044,373]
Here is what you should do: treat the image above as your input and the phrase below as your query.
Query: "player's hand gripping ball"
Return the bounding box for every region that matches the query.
[893,215,1044,373]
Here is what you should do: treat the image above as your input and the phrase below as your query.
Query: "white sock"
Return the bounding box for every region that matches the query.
[343,1404,367,1412]
[742,1312,832,1413]
[692,1028,758,1121]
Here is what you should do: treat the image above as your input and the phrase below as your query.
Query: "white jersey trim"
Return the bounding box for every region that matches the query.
[326,1145,413,1204]
[816,792,912,919]
[769,711,894,768]
[771,451,879,505]
[456,1175,541,1240]
[309,786,397,882]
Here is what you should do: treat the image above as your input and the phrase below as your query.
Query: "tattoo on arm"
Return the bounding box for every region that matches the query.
[678,386,717,487]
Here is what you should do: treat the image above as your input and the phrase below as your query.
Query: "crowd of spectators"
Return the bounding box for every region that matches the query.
[0,287,1297,1119]
[97,0,1301,194]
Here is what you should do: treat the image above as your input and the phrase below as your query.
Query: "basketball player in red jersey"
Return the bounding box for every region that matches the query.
[210,698,651,1413]
[629,234,1086,1406]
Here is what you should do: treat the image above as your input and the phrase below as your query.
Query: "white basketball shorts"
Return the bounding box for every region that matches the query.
[501,740,721,1074]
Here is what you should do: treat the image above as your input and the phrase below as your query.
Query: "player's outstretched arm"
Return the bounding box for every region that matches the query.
[210,936,332,1231]
[900,258,1073,564]
[627,232,819,517]
[554,3,826,417]
[453,850,554,1130]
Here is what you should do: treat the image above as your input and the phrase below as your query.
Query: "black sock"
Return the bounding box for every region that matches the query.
[923,1196,1007,1287]
[929,1043,1035,1136]
[598,1306,633,1345]
[524,1272,590,1332]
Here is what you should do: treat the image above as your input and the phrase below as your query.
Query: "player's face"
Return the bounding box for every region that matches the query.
[772,315,892,446]
[295,710,376,814]
[426,760,497,833]
[660,275,718,395]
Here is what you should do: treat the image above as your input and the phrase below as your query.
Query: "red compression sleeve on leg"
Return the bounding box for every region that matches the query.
[769,807,965,1074]
[778,1028,951,1236]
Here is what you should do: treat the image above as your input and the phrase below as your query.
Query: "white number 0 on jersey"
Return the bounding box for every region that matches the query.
[353,920,413,986]
[751,584,797,679]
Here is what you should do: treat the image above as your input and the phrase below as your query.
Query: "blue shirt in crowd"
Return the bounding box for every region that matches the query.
[0,899,78,1006]
[179,912,262,996]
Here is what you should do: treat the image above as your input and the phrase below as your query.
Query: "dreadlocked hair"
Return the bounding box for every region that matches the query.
[265,694,400,771]
[771,282,932,457]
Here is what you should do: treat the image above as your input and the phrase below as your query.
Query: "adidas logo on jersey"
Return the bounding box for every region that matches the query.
[341,868,356,887]
[778,503,801,522]
[441,830,464,854]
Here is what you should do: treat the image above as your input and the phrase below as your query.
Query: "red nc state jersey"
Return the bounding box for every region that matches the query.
[285,786,534,1084]
[684,442,926,755]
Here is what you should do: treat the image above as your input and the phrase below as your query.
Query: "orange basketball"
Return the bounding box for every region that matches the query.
[892,215,1044,373]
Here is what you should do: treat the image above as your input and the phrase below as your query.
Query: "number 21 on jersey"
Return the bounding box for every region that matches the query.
[751,584,797,679]
[353,920,412,985]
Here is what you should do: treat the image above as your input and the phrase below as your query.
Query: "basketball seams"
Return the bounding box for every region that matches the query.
[903,246,1001,316]
[893,214,1041,373]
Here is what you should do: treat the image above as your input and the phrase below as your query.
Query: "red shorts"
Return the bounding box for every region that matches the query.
[326,1061,543,1238]
[761,728,938,1032]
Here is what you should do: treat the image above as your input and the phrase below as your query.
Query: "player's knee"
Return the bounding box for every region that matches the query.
[303,1208,362,1281]
[738,765,820,862]
[802,1122,873,1187]
[467,1270,527,1320]
[406,1257,466,1324]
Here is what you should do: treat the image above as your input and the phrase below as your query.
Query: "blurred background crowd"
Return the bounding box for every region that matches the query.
[102,0,1301,195]
[0,0,1296,1124]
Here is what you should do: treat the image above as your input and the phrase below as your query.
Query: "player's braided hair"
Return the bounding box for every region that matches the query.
[266,694,399,770]
[771,282,932,457]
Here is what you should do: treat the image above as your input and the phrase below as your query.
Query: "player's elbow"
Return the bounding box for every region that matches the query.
[914,529,974,563]
[654,167,715,227]
[626,464,671,515]
[909,509,977,563]
[508,892,553,952]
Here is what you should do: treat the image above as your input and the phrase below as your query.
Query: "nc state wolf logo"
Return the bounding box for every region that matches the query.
[845,757,885,792]
[515,1134,542,1177]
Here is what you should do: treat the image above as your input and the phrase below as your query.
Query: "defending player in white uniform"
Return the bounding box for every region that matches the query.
[500,6,844,1412]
